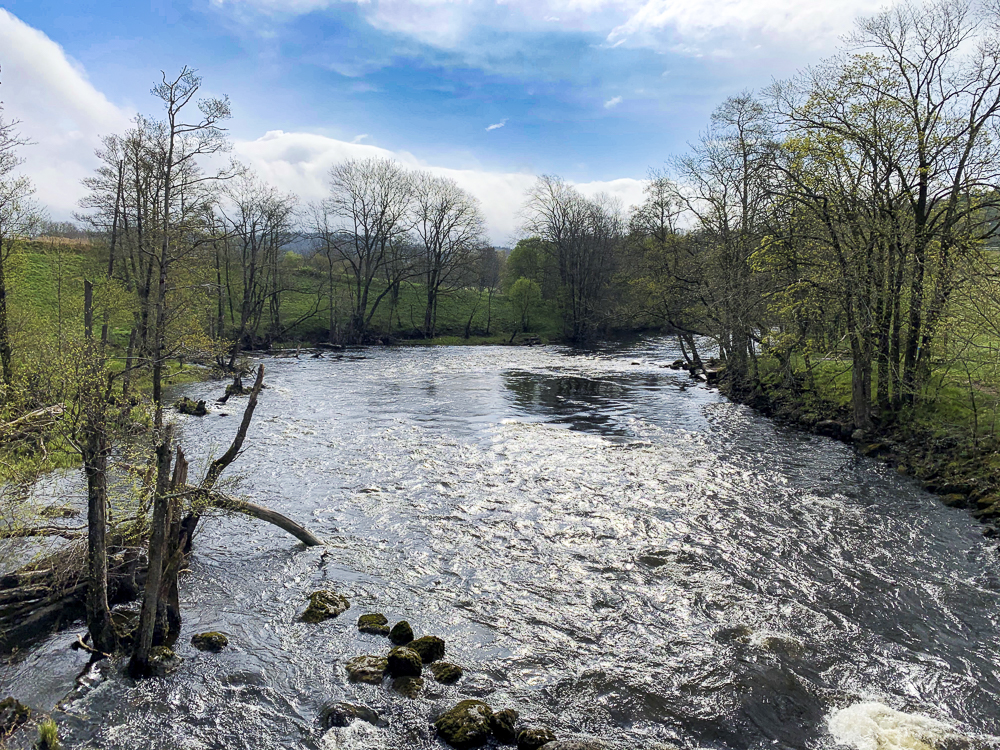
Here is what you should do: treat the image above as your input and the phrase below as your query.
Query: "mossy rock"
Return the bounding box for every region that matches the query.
[489,708,519,744]
[409,635,445,663]
[149,646,182,676]
[358,613,390,636]
[389,620,414,645]
[386,647,422,677]
[390,676,424,699]
[518,727,558,750]
[942,494,968,508]
[345,655,388,684]
[191,632,228,652]
[175,397,208,416]
[0,697,31,735]
[319,701,384,729]
[302,590,350,623]
[429,661,463,684]
[434,700,494,749]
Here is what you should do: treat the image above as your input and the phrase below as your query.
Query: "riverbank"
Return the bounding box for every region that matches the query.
[712,371,1000,537]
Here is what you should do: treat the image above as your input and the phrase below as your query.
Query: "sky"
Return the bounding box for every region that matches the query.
[0,0,879,244]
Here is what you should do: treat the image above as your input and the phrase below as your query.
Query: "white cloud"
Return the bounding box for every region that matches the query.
[3,11,646,244]
[486,119,508,131]
[234,130,645,244]
[221,0,872,59]
[351,133,371,143]
[604,96,623,109]
[0,9,131,220]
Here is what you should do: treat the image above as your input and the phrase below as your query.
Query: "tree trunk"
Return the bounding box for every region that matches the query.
[129,427,173,677]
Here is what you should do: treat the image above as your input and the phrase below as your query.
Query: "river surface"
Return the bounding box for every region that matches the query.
[5,339,1000,750]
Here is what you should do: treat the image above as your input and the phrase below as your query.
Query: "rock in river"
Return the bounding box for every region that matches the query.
[429,661,463,684]
[191,632,228,652]
[390,676,424,698]
[357,613,389,636]
[434,700,494,749]
[537,741,608,750]
[319,702,384,730]
[518,727,558,750]
[408,635,445,663]
[0,697,31,735]
[489,708,519,744]
[386,646,422,677]
[389,620,414,645]
[302,590,350,623]
[345,655,388,684]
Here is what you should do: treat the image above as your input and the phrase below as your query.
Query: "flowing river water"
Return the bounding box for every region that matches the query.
[4,339,1000,750]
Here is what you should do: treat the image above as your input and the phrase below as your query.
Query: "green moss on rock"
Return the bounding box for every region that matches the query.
[345,655,388,684]
[389,620,414,644]
[0,697,31,735]
[517,727,558,750]
[434,700,494,749]
[429,661,463,684]
[390,676,424,698]
[302,590,350,623]
[489,708,519,744]
[357,613,390,635]
[191,632,229,652]
[409,635,445,663]
[386,646,422,677]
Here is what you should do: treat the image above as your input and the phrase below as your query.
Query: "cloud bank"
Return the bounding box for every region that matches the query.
[1,11,645,244]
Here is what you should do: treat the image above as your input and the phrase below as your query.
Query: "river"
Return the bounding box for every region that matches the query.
[4,339,1000,750]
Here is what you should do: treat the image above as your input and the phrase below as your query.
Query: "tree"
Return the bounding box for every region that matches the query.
[411,172,485,338]
[509,277,541,332]
[317,157,415,343]
[521,177,624,341]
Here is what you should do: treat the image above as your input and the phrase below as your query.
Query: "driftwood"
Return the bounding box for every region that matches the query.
[206,492,322,547]
[0,404,65,443]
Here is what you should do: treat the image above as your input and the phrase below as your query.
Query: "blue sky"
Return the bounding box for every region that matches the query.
[0,0,873,241]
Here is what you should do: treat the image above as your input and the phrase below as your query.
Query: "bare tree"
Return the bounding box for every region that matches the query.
[319,157,415,342]
[411,172,486,338]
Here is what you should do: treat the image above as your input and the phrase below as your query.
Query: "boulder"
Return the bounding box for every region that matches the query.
[408,635,445,663]
[489,708,519,744]
[518,728,558,750]
[386,647,422,677]
[149,645,182,676]
[191,632,228,652]
[345,655,388,684]
[538,741,608,750]
[319,702,384,729]
[357,613,390,636]
[434,700,494,749]
[389,620,414,644]
[175,397,208,416]
[429,661,463,684]
[390,676,424,698]
[302,590,350,623]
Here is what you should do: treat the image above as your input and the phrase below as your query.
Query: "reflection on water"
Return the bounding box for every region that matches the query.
[4,340,1000,750]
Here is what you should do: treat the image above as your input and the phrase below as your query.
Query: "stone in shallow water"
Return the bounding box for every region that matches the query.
[537,740,609,750]
[489,708,518,744]
[408,635,445,663]
[518,727,557,750]
[345,655,387,684]
[429,661,463,684]
[434,700,494,749]
[191,632,228,652]
[0,697,31,735]
[302,591,350,623]
[388,620,413,645]
[357,613,389,635]
[319,701,383,729]
[149,645,182,676]
[390,676,424,698]
[386,646,422,677]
